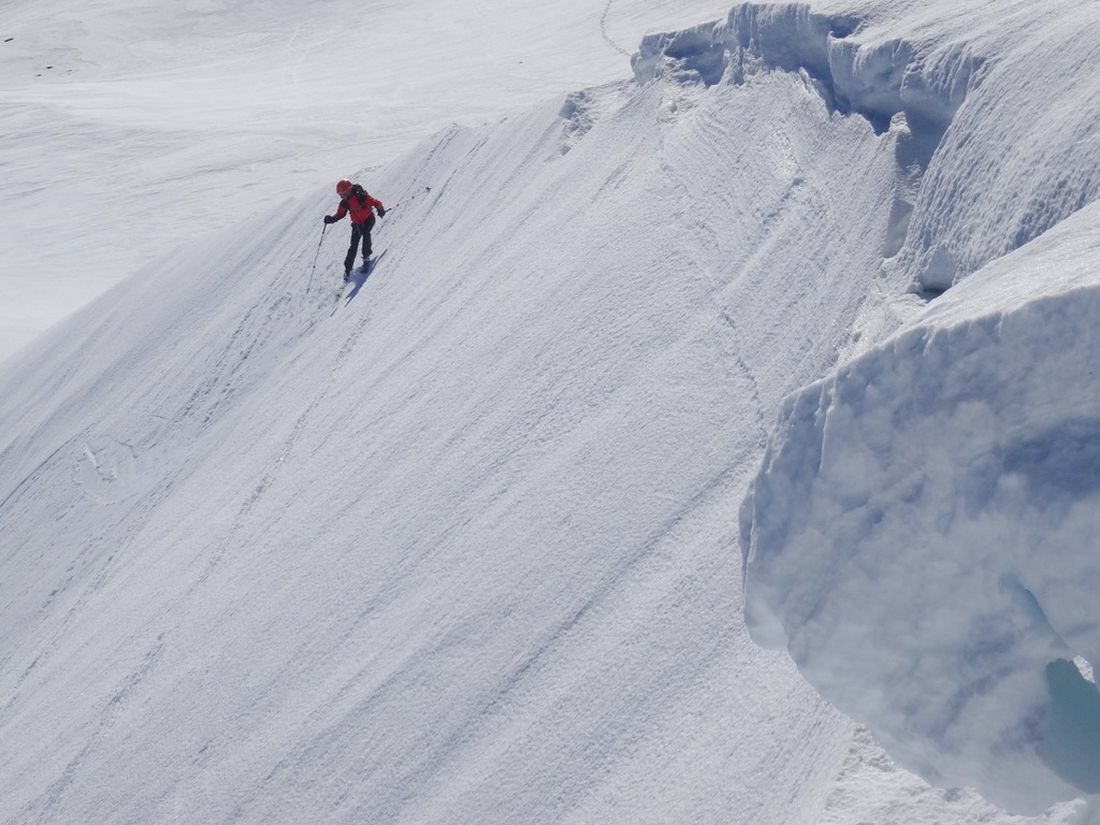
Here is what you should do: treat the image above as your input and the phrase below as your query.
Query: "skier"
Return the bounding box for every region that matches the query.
[324,179,386,280]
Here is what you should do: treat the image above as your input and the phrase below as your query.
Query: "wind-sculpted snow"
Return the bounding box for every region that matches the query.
[741,201,1100,814]
[2,9,1077,820]
[3,2,1100,823]
[633,3,958,140]
[888,4,1100,292]
[635,1,1100,293]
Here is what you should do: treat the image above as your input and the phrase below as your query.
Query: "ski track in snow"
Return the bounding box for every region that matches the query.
[600,0,633,57]
[656,139,770,451]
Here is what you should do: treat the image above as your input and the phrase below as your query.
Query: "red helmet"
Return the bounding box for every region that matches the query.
[336,179,353,197]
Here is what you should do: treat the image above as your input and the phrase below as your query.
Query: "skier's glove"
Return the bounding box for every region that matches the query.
[323,215,335,224]
[378,208,386,217]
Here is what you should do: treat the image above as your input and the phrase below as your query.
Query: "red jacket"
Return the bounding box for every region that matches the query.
[330,185,384,225]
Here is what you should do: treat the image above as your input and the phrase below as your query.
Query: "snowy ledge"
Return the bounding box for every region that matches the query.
[632,2,1100,296]
[632,3,977,151]
[739,201,1100,814]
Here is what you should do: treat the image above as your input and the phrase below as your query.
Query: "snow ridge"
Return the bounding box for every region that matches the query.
[629,2,979,292]
[636,1,1100,296]
[632,4,976,157]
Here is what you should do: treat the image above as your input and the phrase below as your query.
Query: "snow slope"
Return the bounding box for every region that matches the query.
[0,0,729,362]
[2,0,1098,822]
[0,63,891,825]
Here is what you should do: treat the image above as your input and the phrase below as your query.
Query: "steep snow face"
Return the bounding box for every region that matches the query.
[704,2,1100,811]
[1,18,1065,822]
[741,200,1100,813]
[632,0,1100,294]
[883,4,1100,292]
[4,1,1098,822]
[0,0,729,361]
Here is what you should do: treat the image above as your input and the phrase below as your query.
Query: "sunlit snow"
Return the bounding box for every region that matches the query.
[2,1,1099,823]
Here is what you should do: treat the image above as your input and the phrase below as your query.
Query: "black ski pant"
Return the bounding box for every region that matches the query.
[344,215,376,272]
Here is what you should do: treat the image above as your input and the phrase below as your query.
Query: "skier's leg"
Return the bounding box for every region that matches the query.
[344,224,362,273]
[362,215,376,258]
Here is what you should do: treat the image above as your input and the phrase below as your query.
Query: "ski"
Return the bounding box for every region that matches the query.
[328,253,383,315]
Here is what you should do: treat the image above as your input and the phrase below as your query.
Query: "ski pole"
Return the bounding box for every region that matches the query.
[384,186,431,214]
[306,224,328,293]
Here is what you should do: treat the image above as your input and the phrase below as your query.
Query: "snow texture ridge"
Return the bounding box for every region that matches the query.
[633,1,1100,294]
[633,2,965,142]
[741,200,1100,814]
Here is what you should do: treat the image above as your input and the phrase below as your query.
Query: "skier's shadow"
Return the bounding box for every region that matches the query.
[344,250,387,305]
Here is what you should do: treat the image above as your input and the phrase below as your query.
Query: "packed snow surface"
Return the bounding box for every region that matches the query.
[3,0,1100,823]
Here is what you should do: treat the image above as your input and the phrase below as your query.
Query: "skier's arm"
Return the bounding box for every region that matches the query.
[326,203,348,223]
[369,196,385,217]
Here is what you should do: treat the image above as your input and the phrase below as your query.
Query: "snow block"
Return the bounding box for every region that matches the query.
[740,201,1100,813]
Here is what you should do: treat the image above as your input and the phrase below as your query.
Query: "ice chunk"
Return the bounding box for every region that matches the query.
[741,202,1100,813]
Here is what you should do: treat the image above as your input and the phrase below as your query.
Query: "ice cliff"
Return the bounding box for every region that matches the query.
[733,0,1100,814]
